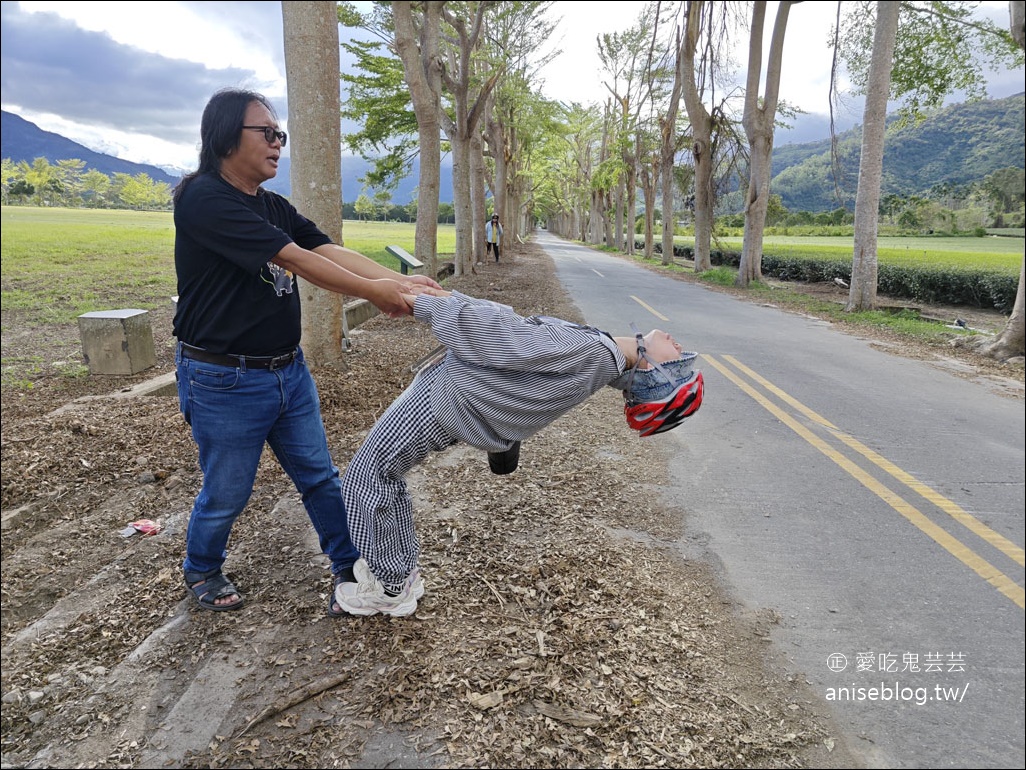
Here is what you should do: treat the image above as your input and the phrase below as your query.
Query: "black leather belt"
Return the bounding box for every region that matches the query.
[180,343,298,370]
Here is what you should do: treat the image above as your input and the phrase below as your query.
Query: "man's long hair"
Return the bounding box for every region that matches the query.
[172,88,278,205]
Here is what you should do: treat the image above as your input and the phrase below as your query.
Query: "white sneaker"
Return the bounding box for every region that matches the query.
[377,566,425,600]
[409,567,425,600]
[335,559,417,617]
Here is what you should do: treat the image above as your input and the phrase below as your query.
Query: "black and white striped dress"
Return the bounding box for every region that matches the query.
[341,291,628,591]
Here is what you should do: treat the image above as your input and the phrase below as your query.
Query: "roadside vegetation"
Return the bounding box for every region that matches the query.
[2,206,1020,392]
[4,4,1022,366]
[668,232,1022,312]
[676,264,988,346]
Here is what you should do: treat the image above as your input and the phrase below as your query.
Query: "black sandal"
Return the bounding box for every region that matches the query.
[186,571,245,612]
[328,572,351,617]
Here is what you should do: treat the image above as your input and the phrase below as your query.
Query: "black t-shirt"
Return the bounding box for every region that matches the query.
[172,173,332,355]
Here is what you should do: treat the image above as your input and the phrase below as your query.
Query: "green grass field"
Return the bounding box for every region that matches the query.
[2,206,1020,333]
[692,235,1023,273]
[1,207,456,326]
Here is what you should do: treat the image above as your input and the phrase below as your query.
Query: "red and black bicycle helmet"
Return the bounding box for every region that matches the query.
[624,370,704,436]
[616,325,704,437]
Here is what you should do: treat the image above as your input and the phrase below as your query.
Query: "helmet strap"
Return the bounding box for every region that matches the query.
[620,323,644,398]
[625,322,677,401]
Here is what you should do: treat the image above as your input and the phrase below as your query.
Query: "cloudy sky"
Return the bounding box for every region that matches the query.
[1,0,1021,173]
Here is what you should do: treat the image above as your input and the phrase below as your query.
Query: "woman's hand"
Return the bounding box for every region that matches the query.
[406,273,443,290]
[405,285,451,298]
[399,285,451,311]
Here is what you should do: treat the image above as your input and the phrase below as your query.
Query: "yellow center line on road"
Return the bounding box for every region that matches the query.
[723,355,1025,568]
[629,295,670,322]
[703,354,1024,610]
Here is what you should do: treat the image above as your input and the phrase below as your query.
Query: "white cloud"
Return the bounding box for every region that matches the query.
[5,1,288,169]
[19,0,284,88]
[3,0,1021,170]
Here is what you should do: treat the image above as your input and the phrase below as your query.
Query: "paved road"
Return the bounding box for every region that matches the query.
[534,229,1025,769]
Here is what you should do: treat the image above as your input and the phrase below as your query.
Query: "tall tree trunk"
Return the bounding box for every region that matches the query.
[393,2,443,276]
[614,183,625,250]
[485,103,511,249]
[603,190,615,248]
[471,130,487,266]
[450,129,474,275]
[641,156,657,260]
[659,152,677,266]
[592,115,614,246]
[661,27,686,268]
[500,124,516,251]
[622,133,637,256]
[847,2,899,311]
[681,1,715,273]
[438,4,499,276]
[737,1,791,288]
[690,123,715,273]
[589,189,603,244]
[282,1,345,367]
[976,0,1025,359]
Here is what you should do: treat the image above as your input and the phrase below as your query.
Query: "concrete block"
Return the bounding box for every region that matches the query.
[77,309,157,375]
[343,297,379,329]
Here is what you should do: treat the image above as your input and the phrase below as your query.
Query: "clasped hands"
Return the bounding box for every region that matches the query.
[379,274,446,318]
[389,283,451,316]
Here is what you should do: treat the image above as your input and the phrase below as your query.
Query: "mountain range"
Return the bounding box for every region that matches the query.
[4,93,1023,213]
[764,92,1025,212]
[0,110,452,204]
[1,110,181,189]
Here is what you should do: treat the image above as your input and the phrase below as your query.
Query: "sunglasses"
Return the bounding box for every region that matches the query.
[242,125,288,147]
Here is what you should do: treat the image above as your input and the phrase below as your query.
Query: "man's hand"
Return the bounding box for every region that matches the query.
[368,278,418,317]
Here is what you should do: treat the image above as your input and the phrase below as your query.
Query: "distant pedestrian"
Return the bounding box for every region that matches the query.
[485,214,503,262]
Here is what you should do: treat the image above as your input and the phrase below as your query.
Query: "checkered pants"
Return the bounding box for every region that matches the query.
[342,362,459,591]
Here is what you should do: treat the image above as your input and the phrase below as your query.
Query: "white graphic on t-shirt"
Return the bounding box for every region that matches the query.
[261,262,295,296]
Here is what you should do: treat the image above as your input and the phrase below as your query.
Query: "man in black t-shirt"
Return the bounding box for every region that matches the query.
[173,88,439,615]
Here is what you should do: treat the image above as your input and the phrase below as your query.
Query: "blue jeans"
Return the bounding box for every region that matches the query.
[175,345,359,581]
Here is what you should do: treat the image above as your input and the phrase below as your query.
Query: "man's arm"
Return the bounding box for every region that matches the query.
[273,242,416,317]
[312,243,441,290]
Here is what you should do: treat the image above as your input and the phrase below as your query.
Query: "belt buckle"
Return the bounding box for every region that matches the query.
[268,351,293,371]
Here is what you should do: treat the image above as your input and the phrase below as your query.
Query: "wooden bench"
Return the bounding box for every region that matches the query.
[385,244,425,275]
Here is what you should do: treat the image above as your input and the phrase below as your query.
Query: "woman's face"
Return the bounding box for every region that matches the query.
[642,329,683,363]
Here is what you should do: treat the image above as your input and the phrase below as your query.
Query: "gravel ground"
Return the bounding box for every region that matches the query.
[2,235,1019,769]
